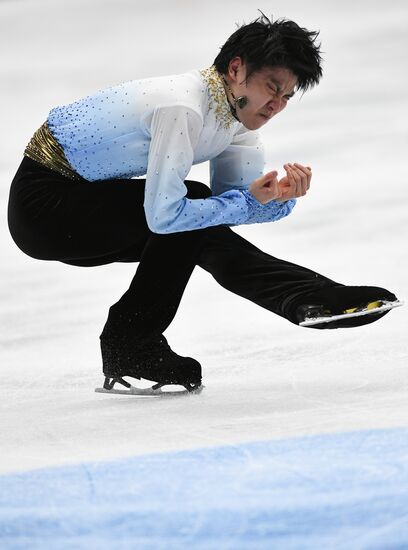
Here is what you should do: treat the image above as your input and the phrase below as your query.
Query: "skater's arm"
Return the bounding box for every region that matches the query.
[143,105,261,233]
[144,105,297,234]
[210,126,296,225]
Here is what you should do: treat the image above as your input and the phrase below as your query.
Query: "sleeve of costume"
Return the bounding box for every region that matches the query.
[209,124,296,225]
[144,104,250,233]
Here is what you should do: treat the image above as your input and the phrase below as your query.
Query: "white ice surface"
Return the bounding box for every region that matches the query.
[1,0,408,476]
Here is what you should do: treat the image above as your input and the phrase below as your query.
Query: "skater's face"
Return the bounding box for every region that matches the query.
[222,57,298,130]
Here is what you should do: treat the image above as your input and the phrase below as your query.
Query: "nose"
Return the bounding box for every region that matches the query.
[272,96,284,111]
[267,96,283,114]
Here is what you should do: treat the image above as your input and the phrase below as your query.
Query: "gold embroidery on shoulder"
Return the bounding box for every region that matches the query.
[24,121,83,181]
[199,65,238,130]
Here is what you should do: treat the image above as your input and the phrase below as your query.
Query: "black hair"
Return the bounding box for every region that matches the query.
[213,10,323,93]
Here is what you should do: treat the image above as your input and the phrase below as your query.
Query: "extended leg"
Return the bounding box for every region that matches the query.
[197,225,398,328]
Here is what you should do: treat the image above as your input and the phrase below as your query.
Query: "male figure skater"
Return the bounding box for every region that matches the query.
[8,13,401,394]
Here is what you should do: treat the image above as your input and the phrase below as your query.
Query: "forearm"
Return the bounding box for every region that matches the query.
[145,189,296,234]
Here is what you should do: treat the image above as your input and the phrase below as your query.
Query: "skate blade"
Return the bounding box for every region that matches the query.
[299,299,404,327]
[95,384,204,397]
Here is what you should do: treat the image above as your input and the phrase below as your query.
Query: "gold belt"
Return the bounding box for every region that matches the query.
[24,121,83,181]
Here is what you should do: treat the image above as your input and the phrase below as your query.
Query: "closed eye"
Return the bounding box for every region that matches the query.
[268,84,294,100]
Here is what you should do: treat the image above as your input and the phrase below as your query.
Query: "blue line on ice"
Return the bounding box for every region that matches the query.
[1,427,407,549]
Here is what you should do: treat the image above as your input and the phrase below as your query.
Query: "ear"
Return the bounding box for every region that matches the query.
[228,56,243,79]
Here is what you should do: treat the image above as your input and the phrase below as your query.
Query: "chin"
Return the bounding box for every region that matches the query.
[242,119,264,131]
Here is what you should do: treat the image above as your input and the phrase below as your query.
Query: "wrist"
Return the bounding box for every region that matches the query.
[239,190,295,224]
[248,190,279,206]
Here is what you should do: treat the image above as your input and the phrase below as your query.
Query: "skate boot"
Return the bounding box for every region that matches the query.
[96,331,203,396]
[294,285,403,329]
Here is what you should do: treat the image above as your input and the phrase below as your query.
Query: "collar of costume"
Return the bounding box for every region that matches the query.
[199,65,240,130]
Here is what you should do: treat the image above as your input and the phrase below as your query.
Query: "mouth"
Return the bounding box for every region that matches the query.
[259,113,271,120]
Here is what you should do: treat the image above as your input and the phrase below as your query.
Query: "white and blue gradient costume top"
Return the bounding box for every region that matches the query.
[44,65,296,233]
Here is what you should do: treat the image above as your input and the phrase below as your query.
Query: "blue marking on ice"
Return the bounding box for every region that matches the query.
[1,427,407,549]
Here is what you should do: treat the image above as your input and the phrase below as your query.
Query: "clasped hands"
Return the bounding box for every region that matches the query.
[248,163,312,204]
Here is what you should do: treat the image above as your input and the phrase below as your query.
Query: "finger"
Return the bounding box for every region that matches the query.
[288,164,302,196]
[294,163,312,190]
[270,180,282,199]
[261,171,278,187]
[293,163,312,177]
[264,170,278,180]
[263,171,278,189]
[254,171,275,191]
[290,164,308,195]
[263,179,281,201]
[284,165,297,197]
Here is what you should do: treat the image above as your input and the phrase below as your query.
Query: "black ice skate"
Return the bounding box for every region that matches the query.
[95,333,203,396]
[295,286,403,329]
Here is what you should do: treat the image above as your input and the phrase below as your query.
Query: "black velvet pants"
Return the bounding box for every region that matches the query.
[7,156,393,342]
